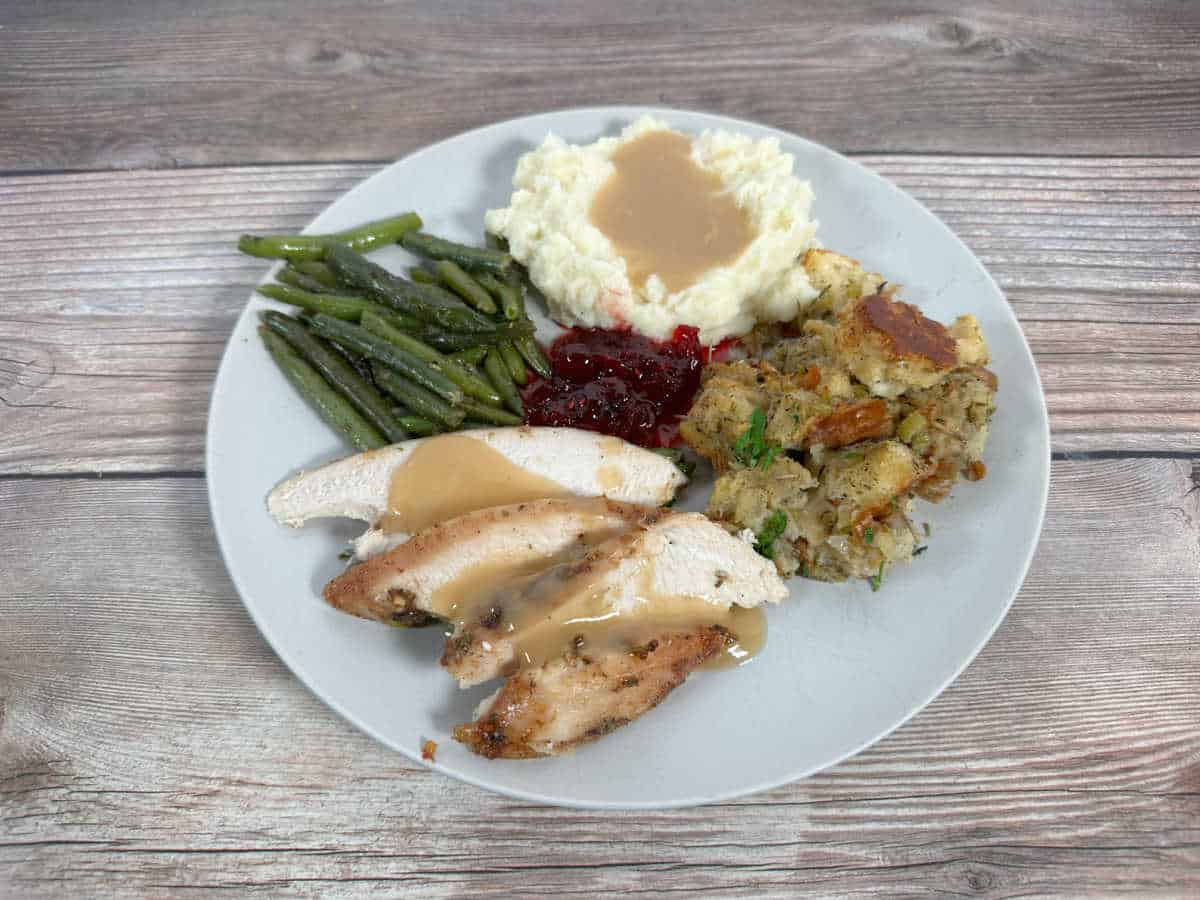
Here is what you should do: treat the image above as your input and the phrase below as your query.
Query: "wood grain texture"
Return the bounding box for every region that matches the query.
[4,2,1197,895]
[1,459,1197,897]
[2,0,1199,172]
[2,157,1197,473]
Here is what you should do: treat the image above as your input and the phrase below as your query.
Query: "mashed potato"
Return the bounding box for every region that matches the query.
[485,116,819,344]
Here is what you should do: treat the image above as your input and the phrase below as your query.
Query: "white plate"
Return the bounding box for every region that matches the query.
[207,106,1050,809]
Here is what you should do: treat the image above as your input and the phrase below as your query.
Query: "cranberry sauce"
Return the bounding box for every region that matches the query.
[522,326,713,447]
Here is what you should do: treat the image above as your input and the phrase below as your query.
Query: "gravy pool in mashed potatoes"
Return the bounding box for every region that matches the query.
[485,116,820,344]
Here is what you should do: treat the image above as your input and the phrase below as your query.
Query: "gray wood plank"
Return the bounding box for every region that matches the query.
[1,459,1198,896]
[2,158,1196,473]
[2,1,1199,171]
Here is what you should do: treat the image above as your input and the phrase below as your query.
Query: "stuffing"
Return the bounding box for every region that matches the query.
[801,248,895,318]
[835,293,958,397]
[683,251,996,586]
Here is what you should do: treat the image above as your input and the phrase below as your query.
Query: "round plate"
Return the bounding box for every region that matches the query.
[207,106,1049,809]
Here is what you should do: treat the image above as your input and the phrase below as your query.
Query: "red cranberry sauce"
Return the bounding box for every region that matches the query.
[522,325,717,447]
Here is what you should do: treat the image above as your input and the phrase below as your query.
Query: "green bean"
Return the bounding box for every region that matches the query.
[428,355,505,407]
[238,212,423,261]
[449,346,488,366]
[433,260,497,314]
[392,412,441,436]
[484,234,528,314]
[513,334,552,379]
[376,307,426,332]
[360,309,444,360]
[292,260,339,288]
[276,266,340,295]
[372,364,465,429]
[400,231,513,276]
[486,233,526,302]
[484,349,524,417]
[240,235,326,262]
[498,341,528,385]
[405,327,476,353]
[367,316,531,353]
[261,311,408,443]
[402,418,441,436]
[398,319,534,353]
[307,314,464,405]
[384,325,477,354]
[328,339,378,386]
[387,404,442,432]
[509,278,529,317]
[461,398,523,426]
[471,320,534,343]
[259,325,386,451]
[475,271,522,321]
[324,244,497,334]
[324,212,422,251]
[408,266,438,284]
[360,310,503,406]
[256,283,379,321]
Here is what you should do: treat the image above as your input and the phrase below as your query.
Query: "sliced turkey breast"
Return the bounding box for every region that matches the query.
[322,497,653,624]
[454,625,733,759]
[268,427,686,561]
[440,511,786,688]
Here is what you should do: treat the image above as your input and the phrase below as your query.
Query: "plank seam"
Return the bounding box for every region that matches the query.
[0,452,1196,482]
[0,470,205,481]
[2,153,1200,180]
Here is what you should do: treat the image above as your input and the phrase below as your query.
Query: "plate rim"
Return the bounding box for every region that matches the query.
[205,104,1051,809]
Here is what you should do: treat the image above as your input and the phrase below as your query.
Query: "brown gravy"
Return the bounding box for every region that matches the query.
[596,464,625,492]
[427,508,630,621]
[589,130,756,294]
[701,605,767,670]
[381,434,571,534]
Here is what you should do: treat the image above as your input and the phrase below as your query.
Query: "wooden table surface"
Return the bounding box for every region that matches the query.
[2,2,1198,896]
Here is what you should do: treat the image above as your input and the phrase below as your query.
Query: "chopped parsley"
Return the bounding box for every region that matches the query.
[754,510,788,560]
[863,527,875,545]
[337,548,354,561]
[733,408,782,470]
[869,561,885,592]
